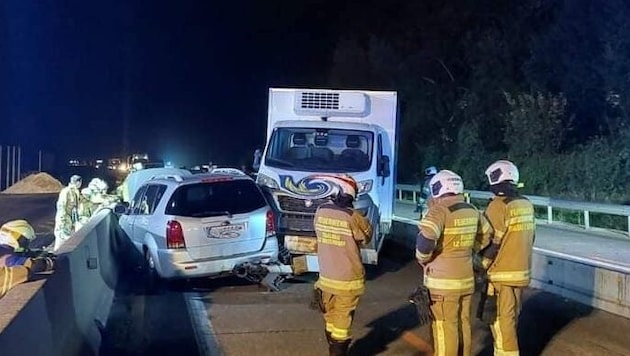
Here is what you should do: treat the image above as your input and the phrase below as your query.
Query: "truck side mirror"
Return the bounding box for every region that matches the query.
[379,155,391,179]
[252,148,262,172]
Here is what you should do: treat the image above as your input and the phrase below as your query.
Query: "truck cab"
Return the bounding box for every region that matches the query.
[255,88,398,271]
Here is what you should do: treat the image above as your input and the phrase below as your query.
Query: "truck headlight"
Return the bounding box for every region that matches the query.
[257,173,279,190]
[357,179,373,194]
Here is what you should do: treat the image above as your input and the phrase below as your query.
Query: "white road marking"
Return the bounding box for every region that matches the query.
[184,292,223,356]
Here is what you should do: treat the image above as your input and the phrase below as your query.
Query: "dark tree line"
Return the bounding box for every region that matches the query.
[327,0,630,202]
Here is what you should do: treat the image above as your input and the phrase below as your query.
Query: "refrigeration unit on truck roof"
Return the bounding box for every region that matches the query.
[293,90,371,118]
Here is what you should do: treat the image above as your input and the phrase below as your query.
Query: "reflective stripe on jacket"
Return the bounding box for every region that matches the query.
[419,195,492,296]
[314,202,373,296]
[485,195,535,287]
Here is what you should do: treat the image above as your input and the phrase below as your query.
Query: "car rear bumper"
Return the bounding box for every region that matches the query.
[155,236,280,279]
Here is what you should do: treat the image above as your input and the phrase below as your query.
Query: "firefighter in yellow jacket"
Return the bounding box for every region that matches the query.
[479,160,535,355]
[1,220,55,298]
[53,175,82,251]
[415,170,493,356]
[313,174,373,356]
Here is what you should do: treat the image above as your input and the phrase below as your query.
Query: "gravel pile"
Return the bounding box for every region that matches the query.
[2,172,64,194]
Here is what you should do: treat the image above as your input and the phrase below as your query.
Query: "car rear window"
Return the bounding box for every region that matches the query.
[165,179,267,217]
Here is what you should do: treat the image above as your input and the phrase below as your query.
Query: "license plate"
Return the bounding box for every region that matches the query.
[205,223,246,239]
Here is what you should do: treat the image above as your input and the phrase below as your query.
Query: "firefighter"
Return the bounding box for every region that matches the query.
[53,175,82,251]
[77,184,97,229]
[415,165,437,215]
[0,220,55,298]
[87,178,118,214]
[415,170,493,356]
[312,174,373,356]
[479,160,535,355]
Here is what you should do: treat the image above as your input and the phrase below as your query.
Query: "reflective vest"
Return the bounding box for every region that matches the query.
[485,195,535,287]
[314,202,373,296]
[419,195,492,296]
[56,186,81,223]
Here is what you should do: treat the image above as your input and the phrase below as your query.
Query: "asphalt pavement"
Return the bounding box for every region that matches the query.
[100,240,630,356]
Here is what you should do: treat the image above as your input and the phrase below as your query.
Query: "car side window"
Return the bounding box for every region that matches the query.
[130,185,148,215]
[148,185,167,214]
[138,184,167,215]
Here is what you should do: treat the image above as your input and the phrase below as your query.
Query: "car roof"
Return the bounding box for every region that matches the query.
[125,167,194,199]
[147,167,253,186]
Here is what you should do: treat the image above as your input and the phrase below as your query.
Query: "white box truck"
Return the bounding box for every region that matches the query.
[254,88,399,272]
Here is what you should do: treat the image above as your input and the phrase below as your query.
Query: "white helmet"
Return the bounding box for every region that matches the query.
[81,187,93,198]
[485,160,519,185]
[429,170,464,198]
[424,166,438,176]
[89,178,108,193]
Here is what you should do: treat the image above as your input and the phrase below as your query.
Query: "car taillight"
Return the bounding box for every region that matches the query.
[166,220,186,249]
[265,210,276,237]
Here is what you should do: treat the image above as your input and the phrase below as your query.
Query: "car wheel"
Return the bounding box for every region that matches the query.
[144,249,161,294]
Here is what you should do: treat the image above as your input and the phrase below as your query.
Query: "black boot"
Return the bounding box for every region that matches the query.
[329,339,351,356]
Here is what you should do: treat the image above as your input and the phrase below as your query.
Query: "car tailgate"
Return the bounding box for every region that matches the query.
[176,208,268,260]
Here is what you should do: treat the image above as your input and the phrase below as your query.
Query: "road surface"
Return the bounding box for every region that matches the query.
[101,238,630,356]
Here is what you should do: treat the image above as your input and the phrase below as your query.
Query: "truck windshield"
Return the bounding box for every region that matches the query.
[265,128,373,172]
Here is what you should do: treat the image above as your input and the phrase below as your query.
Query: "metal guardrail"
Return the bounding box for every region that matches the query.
[396,184,630,236]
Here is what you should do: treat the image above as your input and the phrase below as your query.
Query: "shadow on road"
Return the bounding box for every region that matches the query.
[350,303,427,356]
[475,289,593,356]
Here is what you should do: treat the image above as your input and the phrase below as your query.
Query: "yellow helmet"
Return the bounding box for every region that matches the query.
[0,219,35,249]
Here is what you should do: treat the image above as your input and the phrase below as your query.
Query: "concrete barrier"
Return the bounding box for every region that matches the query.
[0,210,127,356]
[391,217,630,319]
[530,249,630,319]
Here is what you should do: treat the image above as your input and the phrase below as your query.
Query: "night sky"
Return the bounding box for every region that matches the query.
[0,1,340,169]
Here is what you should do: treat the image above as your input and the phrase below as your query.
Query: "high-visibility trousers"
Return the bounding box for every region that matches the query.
[0,266,29,298]
[320,290,360,342]
[489,284,523,356]
[429,293,472,356]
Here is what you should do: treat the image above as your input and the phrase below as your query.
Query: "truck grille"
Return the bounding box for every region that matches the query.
[277,195,330,214]
[300,92,340,110]
[279,214,315,232]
